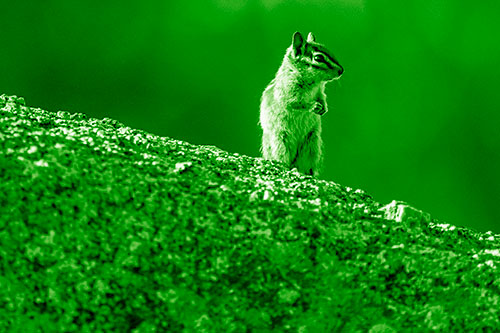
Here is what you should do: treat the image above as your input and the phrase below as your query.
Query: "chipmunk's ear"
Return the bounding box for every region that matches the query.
[292,31,304,57]
[307,32,315,43]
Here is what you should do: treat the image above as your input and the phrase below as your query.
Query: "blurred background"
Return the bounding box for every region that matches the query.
[1,1,499,233]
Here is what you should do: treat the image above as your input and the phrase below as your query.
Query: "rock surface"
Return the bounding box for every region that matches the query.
[1,94,499,331]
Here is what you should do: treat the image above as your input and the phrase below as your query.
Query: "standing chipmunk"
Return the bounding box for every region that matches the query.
[259,31,343,176]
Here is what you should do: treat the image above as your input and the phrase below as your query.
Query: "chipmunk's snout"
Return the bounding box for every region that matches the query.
[330,66,343,80]
[333,65,344,80]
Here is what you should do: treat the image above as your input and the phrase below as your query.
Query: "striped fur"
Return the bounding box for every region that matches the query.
[259,32,343,176]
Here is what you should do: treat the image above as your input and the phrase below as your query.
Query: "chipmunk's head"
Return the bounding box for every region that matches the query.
[287,31,343,82]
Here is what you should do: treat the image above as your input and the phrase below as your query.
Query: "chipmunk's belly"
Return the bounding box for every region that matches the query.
[283,109,320,146]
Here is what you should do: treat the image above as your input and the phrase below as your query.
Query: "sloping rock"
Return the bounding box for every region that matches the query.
[1,94,499,331]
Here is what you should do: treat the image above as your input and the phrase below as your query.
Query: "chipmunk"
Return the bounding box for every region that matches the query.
[259,31,343,176]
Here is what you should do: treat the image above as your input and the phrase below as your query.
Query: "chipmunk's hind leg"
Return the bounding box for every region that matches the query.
[262,131,293,166]
[296,129,322,176]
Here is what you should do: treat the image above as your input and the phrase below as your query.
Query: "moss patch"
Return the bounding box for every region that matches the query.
[1,94,499,331]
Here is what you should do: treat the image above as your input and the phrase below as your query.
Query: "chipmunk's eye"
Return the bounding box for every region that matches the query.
[313,54,325,63]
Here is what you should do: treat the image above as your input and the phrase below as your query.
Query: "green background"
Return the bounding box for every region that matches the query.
[1,1,499,233]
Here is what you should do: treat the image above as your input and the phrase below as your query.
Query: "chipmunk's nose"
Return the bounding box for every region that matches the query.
[338,67,344,76]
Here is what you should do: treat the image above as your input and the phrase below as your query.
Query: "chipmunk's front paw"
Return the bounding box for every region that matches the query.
[310,102,326,116]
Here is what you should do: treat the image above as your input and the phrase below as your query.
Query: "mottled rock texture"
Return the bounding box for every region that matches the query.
[1,94,499,331]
